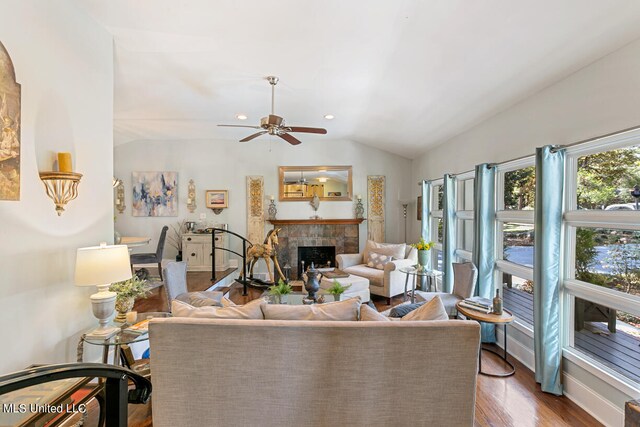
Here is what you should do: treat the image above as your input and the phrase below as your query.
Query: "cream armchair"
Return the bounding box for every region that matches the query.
[336,241,417,304]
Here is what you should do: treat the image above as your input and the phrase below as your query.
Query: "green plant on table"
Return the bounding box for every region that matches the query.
[326,279,351,296]
[268,279,293,296]
[109,275,151,302]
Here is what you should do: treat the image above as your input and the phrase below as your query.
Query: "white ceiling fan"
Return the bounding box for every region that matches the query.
[218,76,327,145]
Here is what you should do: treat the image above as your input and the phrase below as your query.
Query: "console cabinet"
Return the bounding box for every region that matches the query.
[182,232,229,272]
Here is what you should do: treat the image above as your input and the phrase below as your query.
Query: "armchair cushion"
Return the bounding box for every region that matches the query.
[343,265,384,287]
[366,251,395,270]
[363,240,406,261]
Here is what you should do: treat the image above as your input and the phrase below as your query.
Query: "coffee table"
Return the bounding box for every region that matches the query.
[456,302,515,377]
[267,292,338,305]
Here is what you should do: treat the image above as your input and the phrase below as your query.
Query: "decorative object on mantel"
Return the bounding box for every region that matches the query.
[267,194,277,220]
[218,76,327,146]
[246,176,264,244]
[367,175,385,242]
[246,228,285,284]
[187,179,197,213]
[114,178,125,214]
[132,171,178,217]
[206,189,227,214]
[309,194,320,219]
[109,275,151,323]
[355,194,364,219]
[0,41,21,201]
[39,171,82,216]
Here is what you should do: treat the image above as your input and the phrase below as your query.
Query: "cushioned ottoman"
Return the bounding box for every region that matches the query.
[320,274,370,303]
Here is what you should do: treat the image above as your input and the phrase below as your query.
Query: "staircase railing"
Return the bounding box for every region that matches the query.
[210,228,251,294]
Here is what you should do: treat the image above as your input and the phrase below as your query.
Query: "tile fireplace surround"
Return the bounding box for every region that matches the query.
[270,220,362,279]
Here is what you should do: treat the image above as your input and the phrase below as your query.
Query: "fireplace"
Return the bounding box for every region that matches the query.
[297,246,336,279]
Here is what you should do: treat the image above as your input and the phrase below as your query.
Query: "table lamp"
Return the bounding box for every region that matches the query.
[75,243,132,338]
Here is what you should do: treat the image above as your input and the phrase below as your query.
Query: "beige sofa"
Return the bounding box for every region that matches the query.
[149,316,480,427]
[337,240,418,303]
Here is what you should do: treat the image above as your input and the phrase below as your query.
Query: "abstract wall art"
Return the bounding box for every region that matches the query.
[132,171,178,217]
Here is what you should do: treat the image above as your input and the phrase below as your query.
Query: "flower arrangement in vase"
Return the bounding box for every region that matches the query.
[109,275,151,323]
[411,238,434,270]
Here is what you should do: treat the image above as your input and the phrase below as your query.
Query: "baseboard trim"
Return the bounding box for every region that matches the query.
[564,373,624,427]
[495,326,535,372]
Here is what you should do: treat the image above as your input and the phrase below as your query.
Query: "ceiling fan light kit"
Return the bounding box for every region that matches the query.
[218,76,327,146]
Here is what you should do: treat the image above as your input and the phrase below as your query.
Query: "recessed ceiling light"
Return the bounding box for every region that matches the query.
[318,177,328,183]
[324,114,335,120]
[236,114,248,120]
[318,169,327,173]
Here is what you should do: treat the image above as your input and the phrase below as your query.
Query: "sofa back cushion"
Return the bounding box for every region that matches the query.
[262,297,360,321]
[171,298,264,319]
[360,304,391,321]
[401,295,448,321]
[363,240,407,261]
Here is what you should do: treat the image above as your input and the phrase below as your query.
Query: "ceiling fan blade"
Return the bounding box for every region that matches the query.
[240,131,268,142]
[218,124,262,129]
[286,126,327,134]
[279,133,302,145]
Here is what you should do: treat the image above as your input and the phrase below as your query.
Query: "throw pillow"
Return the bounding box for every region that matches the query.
[175,291,224,307]
[366,251,394,270]
[388,301,425,318]
[171,298,265,319]
[262,297,361,321]
[401,295,448,321]
[221,296,236,307]
[363,240,407,261]
[360,304,391,321]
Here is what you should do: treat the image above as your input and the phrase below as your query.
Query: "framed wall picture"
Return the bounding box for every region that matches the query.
[417,195,422,221]
[132,171,178,217]
[206,190,228,209]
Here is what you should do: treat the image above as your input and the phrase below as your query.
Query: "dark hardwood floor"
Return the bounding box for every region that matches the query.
[122,273,601,427]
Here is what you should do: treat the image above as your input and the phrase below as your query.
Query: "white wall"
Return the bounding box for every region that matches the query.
[114,138,412,260]
[0,2,113,372]
[410,36,640,422]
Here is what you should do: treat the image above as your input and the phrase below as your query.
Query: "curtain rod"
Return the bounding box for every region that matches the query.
[417,124,640,184]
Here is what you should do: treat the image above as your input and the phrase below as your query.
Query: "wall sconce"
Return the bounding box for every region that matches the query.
[114,179,125,214]
[187,179,197,213]
[267,194,277,220]
[354,194,364,219]
[39,171,82,216]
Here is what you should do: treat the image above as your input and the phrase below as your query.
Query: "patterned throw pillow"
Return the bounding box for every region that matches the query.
[366,251,394,270]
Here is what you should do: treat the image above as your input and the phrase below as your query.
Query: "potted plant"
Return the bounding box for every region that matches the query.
[167,220,186,261]
[411,238,434,270]
[110,275,151,323]
[325,279,352,301]
[268,279,293,304]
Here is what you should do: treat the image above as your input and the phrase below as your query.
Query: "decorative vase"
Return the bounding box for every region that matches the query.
[332,293,342,302]
[418,250,429,269]
[279,294,288,304]
[304,263,321,301]
[114,297,135,323]
[176,250,183,262]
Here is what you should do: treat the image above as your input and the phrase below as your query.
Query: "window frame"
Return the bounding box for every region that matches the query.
[454,171,475,262]
[495,156,536,332]
[562,127,640,391]
[430,178,444,270]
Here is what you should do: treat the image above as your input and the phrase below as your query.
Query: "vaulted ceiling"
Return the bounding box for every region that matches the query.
[75,0,640,158]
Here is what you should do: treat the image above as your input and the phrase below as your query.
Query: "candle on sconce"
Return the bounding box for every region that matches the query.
[58,152,72,173]
[269,195,275,201]
[187,198,192,204]
[126,311,137,324]
[356,194,362,200]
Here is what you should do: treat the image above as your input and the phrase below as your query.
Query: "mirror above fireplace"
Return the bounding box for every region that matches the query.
[279,166,352,202]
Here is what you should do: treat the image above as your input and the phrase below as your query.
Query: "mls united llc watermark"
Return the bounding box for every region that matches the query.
[2,402,87,414]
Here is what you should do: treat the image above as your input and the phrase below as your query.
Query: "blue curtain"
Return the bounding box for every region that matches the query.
[421,180,432,271]
[534,145,565,396]
[472,164,496,343]
[442,174,457,293]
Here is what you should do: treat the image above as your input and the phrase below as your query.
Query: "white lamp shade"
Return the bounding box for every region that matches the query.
[75,244,132,286]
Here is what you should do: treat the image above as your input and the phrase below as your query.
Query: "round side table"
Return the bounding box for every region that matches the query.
[399,266,442,303]
[455,303,515,377]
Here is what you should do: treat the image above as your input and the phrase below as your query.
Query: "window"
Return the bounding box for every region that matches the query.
[430,179,444,271]
[564,133,640,388]
[454,175,475,262]
[496,161,536,328]
[501,273,534,326]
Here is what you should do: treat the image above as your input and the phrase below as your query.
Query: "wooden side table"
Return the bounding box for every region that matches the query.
[456,302,515,377]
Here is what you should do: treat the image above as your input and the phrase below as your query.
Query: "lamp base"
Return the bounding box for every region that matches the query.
[88,285,118,339]
[85,325,120,340]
